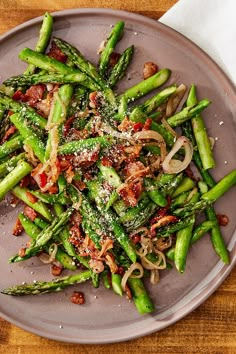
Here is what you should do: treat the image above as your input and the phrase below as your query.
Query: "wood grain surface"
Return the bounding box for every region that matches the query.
[0,1,235,353]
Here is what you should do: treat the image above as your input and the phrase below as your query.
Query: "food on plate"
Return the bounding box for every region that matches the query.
[0,13,235,314]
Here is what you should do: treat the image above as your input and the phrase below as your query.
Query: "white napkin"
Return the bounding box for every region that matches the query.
[159,0,236,86]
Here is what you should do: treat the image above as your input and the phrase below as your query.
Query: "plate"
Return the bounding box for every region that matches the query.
[0,8,236,344]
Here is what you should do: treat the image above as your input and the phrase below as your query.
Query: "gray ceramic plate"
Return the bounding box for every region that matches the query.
[0,8,236,344]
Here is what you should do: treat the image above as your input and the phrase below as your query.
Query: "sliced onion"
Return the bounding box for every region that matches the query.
[38,243,58,264]
[133,130,167,162]
[162,136,193,174]
[161,117,178,138]
[166,84,187,117]
[150,269,160,285]
[121,262,144,291]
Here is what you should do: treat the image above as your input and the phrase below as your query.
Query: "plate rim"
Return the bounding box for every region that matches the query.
[0,7,235,344]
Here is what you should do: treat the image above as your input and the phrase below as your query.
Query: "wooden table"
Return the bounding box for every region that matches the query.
[0,1,235,353]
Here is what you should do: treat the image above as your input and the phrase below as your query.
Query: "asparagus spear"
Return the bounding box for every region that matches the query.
[10,113,45,162]
[0,160,32,200]
[12,186,53,221]
[4,72,98,90]
[108,45,134,87]
[1,270,91,296]
[9,207,74,263]
[118,68,171,102]
[187,84,215,170]
[58,136,113,155]
[18,213,77,271]
[0,91,47,129]
[128,278,155,314]
[53,37,106,89]
[99,21,125,77]
[24,12,53,75]
[173,169,236,218]
[0,152,25,178]
[0,135,23,159]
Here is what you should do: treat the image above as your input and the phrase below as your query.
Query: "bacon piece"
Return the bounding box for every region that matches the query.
[133,122,144,132]
[150,215,178,237]
[118,180,143,207]
[124,161,146,179]
[51,264,63,276]
[73,180,86,191]
[118,116,134,132]
[47,41,67,63]
[70,291,85,305]
[143,62,158,80]
[25,191,38,204]
[63,116,76,137]
[143,118,152,131]
[18,247,26,257]
[24,206,37,221]
[72,145,100,169]
[20,175,31,188]
[1,126,17,144]
[217,214,229,226]
[70,211,82,226]
[69,225,84,247]
[109,52,121,67]
[12,218,24,236]
[12,90,27,102]
[25,84,45,107]
[101,156,113,167]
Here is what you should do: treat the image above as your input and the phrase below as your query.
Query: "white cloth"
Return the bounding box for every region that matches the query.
[159,0,236,85]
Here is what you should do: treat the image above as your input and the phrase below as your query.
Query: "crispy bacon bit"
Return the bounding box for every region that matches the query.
[18,247,26,258]
[69,225,84,247]
[25,191,38,204]
[73,180,86,191]
[124,161,146,179]
[24,206,37,221]
[20,175,31,188]
[64,165,75,184]
[67,128,89,141]
[109,51,121,67]
[143,118,152,131]
[1,125,17,144]
[125,284,132,300]
[89,91,98,108]
[118,116,134,132]
[70,291,85,305]
[101,156,113,167]
[48,185,58,194]
[118,180,143,207]
[10,195,20,207]
[51,264,63,276]
[25,84,45,107]
[70,211,82,226]
[63,116,76,136]
[133,122,144,132]
[12,90,28,102]
[12,218,24,236]
[217,214,229,226]
[131,234,141,245]
[150,215,178,237]
[105,253,118,274]
[115,266,125,276]
[123,145,142,160]
[58,158,71,171]
[143,62,158,80]
[72,145,100,169]
[48,41,67,63]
